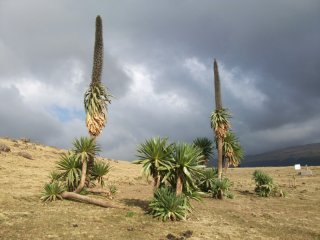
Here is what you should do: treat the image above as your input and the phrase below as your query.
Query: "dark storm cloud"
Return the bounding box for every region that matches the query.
[0,0,319,159]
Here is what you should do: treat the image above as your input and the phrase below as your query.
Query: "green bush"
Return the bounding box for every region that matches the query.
[252,170,277,197]
[90,160,111,187]
[192,137,214,164]
[149,187,190,221]
[210,178,233,199]
[41,182,64,202]
[197,167,218,192]
[48,171,62,183]
[57,152,82,191]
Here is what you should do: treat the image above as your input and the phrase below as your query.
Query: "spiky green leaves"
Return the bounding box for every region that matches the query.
[84,82,112,137]
[198,167,218,192]
[252,170,276,197]
[210,177,233,199]
[42,137,105,194]
[41,182,64,202]
[90,161,111,187]
[210,108,231,139]
[149,187,190,221]
[73,136,101,163]
[168,143,204,195]
[134,137,173,186]
[193,137,214,164]
[57,152,82,191]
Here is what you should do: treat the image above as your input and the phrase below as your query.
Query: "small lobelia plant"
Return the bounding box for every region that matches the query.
[108,182,118,196]
[210,177,233,199]
[56,152,82,191]
[73,136,101,193]
[168,143,204,196]
[193,137,214,165]
[197,167,218,192]
[149,187,190,221]
[134,137,173,190]
[48,171,62,183]
[41,182,64,202]
[89,160,111,187]
[252,170,280,197]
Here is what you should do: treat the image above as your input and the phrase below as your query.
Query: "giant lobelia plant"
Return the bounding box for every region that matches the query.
[211,59,230,179]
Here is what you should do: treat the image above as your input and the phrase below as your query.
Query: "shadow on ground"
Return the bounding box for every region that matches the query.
[121,198,149,211]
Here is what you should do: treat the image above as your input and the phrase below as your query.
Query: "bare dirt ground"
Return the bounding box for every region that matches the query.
[0,137,319,240]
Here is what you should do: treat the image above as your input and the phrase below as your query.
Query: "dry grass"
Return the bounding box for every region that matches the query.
[0,137,319,240]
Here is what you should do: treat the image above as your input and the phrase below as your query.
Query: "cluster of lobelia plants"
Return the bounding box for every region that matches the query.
[40,15,117,208]
[41,137,112,202]
[134,137,235,221]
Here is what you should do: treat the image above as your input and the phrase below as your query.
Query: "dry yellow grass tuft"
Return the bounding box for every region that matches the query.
[0,137,319,239]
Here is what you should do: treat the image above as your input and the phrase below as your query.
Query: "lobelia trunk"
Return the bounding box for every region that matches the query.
[61,191,123,209]
[223,157,229,175]
[176,174,183,196]
[214,59,223,180]
[74,160,87,193]
[217,138,223,179]
[153,172,161,191]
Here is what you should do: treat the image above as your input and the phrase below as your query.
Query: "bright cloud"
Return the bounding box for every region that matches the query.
[220,65,268,109]
[123,64,189,112]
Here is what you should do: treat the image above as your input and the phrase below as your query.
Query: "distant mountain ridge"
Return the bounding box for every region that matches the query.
[242,143,320,167]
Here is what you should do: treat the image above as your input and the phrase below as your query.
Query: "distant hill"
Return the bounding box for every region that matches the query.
[242,143,320,167]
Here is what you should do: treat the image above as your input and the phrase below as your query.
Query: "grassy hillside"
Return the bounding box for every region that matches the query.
[0,137,320,239]
[243,143,320,167]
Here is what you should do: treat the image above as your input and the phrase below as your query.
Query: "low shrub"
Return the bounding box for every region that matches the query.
[41,182,64,202]
[197,167,218,192]
[210,178,233,199]
[57,152,82,191]
[49,171,62,183]
[149,187,190,221]
[252,170,283,197]
[90,161,111,187]
[252,170,274,197]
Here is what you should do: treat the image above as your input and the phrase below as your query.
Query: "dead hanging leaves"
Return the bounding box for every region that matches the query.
[84,82,112,137]
[214,122,230,139]
[86,112,106,137]
[211,108,231,139]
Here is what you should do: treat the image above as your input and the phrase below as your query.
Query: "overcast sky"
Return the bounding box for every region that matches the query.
[0,0,319,160]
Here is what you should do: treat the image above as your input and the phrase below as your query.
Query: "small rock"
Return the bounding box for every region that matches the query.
[166,234,176,240]
[18,151,33,160]
[72,224,78,227]
[0,143,10,152]
[182,230,193,238]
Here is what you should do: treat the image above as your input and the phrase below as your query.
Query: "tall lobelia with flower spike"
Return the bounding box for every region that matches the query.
[210,59,230,180]
[75,15,112,193]
[84,15,112,138]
